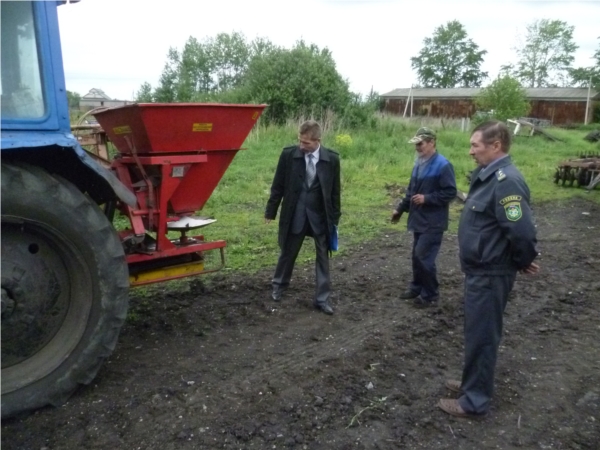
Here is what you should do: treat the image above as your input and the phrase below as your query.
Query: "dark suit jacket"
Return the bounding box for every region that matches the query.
[265,145,341,249]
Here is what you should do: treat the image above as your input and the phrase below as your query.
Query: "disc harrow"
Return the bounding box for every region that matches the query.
[554,153,600,190]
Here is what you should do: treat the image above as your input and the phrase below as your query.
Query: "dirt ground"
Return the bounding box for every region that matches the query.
[2,197,600,450]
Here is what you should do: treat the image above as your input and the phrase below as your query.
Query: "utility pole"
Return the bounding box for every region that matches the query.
[584,74,592,125]
[403,85,412,118]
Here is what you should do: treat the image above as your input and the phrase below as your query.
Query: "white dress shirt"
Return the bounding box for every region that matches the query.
[305,145,320,167]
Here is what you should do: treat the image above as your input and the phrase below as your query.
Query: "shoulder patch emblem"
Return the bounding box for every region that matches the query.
[496,169,506,181]
[504,202,522,221]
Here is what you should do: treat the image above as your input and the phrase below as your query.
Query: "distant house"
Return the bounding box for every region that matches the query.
[79,88,132,111]
[380,87,599,125]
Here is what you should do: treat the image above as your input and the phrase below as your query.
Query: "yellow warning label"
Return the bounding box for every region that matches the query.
[113,125,132,135]
[193,123,213,132]
[252,111,259,120]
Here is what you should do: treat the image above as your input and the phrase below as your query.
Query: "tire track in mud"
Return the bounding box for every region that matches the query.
[247,311,396,381]
[178,298,429,410]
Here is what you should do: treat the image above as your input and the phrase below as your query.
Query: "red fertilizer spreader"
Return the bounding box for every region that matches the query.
[93,103,266,285]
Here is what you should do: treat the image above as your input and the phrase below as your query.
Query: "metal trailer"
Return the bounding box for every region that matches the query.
[1,1,265,418]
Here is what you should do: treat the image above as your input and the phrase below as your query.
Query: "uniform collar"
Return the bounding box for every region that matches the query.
[478,155,511,181]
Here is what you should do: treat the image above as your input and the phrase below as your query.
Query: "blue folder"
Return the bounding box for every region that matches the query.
[329,225,338,251]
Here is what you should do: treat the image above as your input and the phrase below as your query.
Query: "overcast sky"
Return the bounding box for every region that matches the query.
[57,0,600,101]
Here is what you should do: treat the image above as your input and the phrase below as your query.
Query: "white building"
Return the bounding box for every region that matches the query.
[79,88,132,110]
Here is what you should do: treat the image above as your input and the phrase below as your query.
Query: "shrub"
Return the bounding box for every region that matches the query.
[475,75,530,123]
[335,134,353,149]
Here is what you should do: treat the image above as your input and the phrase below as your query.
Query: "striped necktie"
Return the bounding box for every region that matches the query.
[306,153,316,187]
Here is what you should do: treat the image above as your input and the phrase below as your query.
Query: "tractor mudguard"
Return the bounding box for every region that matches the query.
[1,131,137,207]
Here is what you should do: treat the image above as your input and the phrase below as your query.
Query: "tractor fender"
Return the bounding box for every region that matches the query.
[1,131,136,207]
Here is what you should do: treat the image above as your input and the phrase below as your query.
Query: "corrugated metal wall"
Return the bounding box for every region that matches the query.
[383,98,590,124]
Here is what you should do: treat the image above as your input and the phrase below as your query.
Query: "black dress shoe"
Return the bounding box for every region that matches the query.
[271,289,284,302]
[399,289,419,299]
[315,302,334,315]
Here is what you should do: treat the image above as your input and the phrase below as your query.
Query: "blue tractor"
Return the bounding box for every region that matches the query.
[1,1,135,418]
[1,1,266,419]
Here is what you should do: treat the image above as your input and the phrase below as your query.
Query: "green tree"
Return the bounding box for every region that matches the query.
[210,32,251,92]
[411,20,488,88]
[364,87,382,111]
[341,90,382,129]
[570,37,600,90]
[66,90,80,109]
[134,82,154,102]
[250,37,278,58]
[144,33,264,102]
[135,34,368,125]
[153,47,180,102]
[175,37,213,101]
[243,40,352,124]
[475,75,530,122]
[508,19,578,87]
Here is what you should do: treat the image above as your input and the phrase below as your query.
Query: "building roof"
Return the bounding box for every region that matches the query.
[525,88,599,99]
[382,88,479,98]
[381,87,600,101]
[82,88,112,100]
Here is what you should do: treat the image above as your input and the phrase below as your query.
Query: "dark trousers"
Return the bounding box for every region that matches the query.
[272,223,331,304]
[459,273,516,414]
[408,232,443,301]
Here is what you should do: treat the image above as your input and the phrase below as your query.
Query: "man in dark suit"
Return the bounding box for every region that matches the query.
[265,120,341,315]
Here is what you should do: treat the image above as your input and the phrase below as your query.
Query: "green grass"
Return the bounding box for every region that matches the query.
[133,116,600,286]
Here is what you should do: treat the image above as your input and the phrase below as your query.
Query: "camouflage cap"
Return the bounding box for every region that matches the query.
[408,127,436,144]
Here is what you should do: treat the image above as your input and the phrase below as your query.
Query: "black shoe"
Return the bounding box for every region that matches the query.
[399,290,419,300]
[271,288,284,302]
[314,302,334,315]
[413,297,439,308]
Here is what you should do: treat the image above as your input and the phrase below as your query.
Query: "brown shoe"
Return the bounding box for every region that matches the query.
[438,399,486,418]
[445,379,461,393]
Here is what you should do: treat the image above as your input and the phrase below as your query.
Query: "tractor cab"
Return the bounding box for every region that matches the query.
[2,1,71,137]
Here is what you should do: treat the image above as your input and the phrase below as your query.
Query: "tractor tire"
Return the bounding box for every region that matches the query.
[1,162,129,418]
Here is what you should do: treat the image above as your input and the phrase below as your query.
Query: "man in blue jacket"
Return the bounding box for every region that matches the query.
[391,127,457,307]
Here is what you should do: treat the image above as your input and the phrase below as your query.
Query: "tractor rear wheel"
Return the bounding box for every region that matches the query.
[1,162,129,418]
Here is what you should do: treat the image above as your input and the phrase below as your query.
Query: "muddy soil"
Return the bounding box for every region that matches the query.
[2,198,600,450]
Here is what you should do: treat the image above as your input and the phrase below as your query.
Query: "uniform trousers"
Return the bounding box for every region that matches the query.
[408,232,443,301]
[459,272,516,414]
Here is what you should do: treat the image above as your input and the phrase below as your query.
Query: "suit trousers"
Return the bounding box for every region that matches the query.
[272,222,331,305]
[458,272,516,414]
[408,232,443,301]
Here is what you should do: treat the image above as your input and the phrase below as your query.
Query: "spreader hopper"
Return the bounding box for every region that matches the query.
[93,103,266,285]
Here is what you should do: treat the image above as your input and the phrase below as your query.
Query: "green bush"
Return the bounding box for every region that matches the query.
[475,75,530,123]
